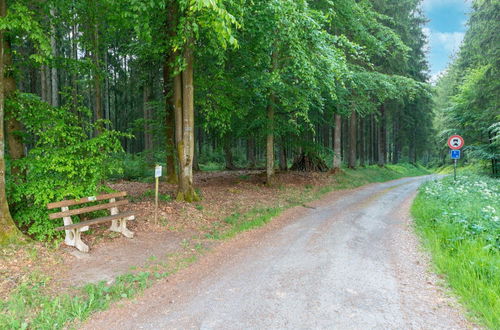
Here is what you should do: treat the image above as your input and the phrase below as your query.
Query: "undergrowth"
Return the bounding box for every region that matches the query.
[412,174,499,328]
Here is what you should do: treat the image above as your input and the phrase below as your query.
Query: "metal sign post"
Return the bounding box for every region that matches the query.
[154,165,162,225]
[448,136,464,181]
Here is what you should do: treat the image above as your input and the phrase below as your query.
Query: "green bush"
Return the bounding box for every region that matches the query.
[6,93,128,240]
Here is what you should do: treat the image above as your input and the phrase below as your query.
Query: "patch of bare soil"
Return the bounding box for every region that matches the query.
[1,170,332,300]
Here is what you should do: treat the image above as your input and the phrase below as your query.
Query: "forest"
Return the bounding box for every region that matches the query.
[0,0,497,244]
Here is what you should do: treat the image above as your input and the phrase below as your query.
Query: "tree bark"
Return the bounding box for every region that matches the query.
[332,113,342,173]
[378,104,386,166]
[50,7,58,107]
[223,134,236,170]
[266,96,275,184]
[247,137,256,168]
[0,0,22,244]
[348,111,357,169]
[92,20,102,132]
[175,43,198,201]
[143,78,153,151]
[279,138,287,171]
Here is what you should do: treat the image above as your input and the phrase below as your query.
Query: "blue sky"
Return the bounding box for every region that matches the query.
[421,0,472,81]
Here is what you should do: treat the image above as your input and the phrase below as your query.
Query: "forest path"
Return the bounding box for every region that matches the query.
[83,175,472,329]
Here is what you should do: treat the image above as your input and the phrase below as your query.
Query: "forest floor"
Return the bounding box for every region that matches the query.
[1,164,440,328]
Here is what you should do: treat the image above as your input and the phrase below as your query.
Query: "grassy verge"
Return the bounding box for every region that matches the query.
[1,163,429,329]
[411,174,499,328]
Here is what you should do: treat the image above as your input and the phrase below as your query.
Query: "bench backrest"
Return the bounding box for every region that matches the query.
[47,192,128,220]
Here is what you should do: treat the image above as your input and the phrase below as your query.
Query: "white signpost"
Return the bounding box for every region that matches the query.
[154,165,162,224]
[447,135,464,180]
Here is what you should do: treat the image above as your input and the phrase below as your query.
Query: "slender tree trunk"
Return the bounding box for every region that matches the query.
[332,113,342,173]
[0,0,22,244]
[359,117,365,167]
[224,134,235,170]
[266,49,278,185]
[50,7,58,107]
[143,78,153,152]
[279,138,287,171]
[348,111,357,169]
[92,21,102,131]
[378,104,386,166]
[247,137,256,168]
[164,1,178,184]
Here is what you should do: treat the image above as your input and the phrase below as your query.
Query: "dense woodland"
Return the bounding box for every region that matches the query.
[433,0,499,176]
[0,0,497,243]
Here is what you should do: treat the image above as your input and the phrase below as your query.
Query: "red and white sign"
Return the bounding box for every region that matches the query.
[448,135,464,150]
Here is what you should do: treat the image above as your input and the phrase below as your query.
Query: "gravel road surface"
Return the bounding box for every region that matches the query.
[83,176,472,329]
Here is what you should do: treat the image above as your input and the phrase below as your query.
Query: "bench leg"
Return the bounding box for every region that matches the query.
[109,215,135,238]
[65,228,89,253]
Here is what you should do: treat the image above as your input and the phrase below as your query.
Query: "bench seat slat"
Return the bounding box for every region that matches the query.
[47,192,127,209]
[55,211,135,231]
[49,200,129,219]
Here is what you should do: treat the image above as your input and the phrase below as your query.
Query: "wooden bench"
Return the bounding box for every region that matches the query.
[47,192,135,253]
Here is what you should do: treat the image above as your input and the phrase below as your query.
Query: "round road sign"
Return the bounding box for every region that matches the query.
[448,135,464,150]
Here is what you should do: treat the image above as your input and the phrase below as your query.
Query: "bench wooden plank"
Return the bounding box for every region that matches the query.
[55,211,135,231]
[47,192,127,209]
[49,200,129,219]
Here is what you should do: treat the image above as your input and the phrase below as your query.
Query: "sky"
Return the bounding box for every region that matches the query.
[421,0,472,82]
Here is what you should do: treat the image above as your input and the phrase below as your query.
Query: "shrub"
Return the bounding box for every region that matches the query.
[6,93,128,240]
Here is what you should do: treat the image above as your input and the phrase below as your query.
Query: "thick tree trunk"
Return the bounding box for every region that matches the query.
[332,113,342,173]
[348,111,357,169]
[0,0,22,244]
[378,104,386,166]
[175,44,198,201]
[359,117,365,167]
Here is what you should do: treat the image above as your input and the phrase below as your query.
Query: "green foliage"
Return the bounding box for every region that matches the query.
[6,93,128,240]
[433,0,499,174]
[0,271,151,329]
[412,174,500,328]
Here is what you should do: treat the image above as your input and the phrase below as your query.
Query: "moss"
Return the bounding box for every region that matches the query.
[175,187,200,203]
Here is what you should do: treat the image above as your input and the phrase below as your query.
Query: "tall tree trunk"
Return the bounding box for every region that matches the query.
[378,104,386,166]
[279,138,287,171]
[3,37,23,176]
[164,1,178,184]
[247,137,256,168]
[50,7,58,107]
[266,96,275,184]
[92,21,102,132]
[266,49,278,185]
[175,43,198,201]
[143,78,153,152]
[332,113,342,173]
[224,134,235,170]
[359,117,365,167]
[0,0,22,244]
[348,111,357,169]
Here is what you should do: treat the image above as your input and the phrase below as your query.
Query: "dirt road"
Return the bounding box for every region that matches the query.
[84,176,471,329]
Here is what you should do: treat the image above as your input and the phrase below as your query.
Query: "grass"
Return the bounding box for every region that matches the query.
[0,251,200,329]
[411,173,499,328]
[1,162,430,329]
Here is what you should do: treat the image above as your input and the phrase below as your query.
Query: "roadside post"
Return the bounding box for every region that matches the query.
[154,165,162,225]
[447,135,464,181]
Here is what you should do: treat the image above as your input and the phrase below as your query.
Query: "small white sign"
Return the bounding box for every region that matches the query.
[155,165,163,178]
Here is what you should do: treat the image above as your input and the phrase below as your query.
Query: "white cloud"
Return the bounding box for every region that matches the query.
[433,31,465,53]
